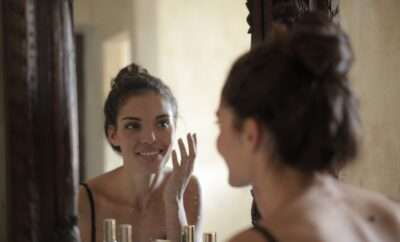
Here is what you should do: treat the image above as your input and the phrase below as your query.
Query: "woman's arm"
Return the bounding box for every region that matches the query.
[165,176,202,242]
[164,134,202,242]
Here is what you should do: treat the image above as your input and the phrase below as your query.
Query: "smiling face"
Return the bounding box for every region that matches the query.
[107,91,175,174]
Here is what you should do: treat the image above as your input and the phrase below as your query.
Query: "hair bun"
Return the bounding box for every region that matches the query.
[111,63,149,89]
[125,63,148,75]
[289,12,353,78]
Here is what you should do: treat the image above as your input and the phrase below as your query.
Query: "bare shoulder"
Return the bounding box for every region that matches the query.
[78,185,93,242]
[183,175,202,223]
[344,183,400,216]
[182,175,202,208]
[187,175,201,194]
[228,228,266,242]
[343,183,400,236]
[82,167,124,202]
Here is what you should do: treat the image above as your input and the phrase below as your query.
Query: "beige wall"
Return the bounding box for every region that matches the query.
[75,0,134,178]
[341,0,400,199]
[155,1,252,240]
[0,0,7,238]
[75,0,400,241]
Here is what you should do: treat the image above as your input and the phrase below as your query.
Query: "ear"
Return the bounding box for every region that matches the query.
[242,118,263,152]
[107,125,120,147]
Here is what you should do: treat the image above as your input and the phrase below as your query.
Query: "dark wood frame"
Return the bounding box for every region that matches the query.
[2,0,80,241]
[75,33,86,183]
[246,0,339,47]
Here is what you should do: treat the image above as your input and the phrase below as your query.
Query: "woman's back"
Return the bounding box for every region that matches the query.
[249,175,400,242]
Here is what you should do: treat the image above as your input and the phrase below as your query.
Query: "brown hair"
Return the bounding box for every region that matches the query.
[222,12,361,174]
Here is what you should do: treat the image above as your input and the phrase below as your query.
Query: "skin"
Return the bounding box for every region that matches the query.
[216,103,400,242]
[79,92,202,242]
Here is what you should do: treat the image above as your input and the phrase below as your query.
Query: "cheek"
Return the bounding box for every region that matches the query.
[158,128,174,145]
[216,132,223,155]
[216,131,231,162]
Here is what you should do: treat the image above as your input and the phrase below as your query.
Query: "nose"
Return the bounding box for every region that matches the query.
[141,128,156,144]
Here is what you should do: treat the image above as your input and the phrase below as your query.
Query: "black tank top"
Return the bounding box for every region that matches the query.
[81,183,96,242]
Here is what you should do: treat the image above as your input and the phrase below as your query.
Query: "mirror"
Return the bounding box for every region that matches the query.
[2,0,399,241]
[72,1,400,241]
[74,1,253,241]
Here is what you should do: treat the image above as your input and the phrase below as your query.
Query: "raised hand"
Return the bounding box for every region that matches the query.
[164,133,197,202]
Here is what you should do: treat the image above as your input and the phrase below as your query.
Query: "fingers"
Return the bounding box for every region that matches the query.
[187,133,195,159]
[171,150,179,170]
[174,133,197,174]
[178,138,188,162]
[193,133,197,147]
[186,133,196,173]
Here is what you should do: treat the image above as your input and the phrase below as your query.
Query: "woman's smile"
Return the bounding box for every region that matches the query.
[135,148,165,161]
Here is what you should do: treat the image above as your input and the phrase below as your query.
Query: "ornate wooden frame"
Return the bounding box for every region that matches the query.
[2,0,80,241]
[246,0,339,47]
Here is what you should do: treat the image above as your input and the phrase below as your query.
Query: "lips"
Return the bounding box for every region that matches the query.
[136,149,163,161]
[136,150,163,156]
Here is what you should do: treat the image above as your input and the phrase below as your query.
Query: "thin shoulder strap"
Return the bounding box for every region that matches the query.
[251,189,262,226]
[253,223,279,242]
[81,183,96,242]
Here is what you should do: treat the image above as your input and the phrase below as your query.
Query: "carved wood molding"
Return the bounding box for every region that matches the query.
[2,0,80,241]
[310,0,340,22]
[246,0,340,47]
[246,0,272,47]
[272,0,310,27]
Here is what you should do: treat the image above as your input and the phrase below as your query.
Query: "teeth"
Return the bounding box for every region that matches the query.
[138,151,160,156]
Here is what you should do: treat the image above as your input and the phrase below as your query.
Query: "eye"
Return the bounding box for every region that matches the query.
[158,119,170,128]
[125,122,141,130]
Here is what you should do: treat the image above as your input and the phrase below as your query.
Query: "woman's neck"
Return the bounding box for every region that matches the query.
[118,166,165,209]
[251,159,314,221]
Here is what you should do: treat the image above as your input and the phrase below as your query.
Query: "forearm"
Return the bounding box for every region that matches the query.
[165,198,187,242]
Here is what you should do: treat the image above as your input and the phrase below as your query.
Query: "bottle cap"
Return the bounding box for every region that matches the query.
[203,232,217,242]
[103,218,116,242]
[182,225,195,242]
[119,224,132,242]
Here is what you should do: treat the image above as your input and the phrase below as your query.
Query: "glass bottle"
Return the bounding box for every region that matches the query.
[119,224,132,242]
[103,218,118,242]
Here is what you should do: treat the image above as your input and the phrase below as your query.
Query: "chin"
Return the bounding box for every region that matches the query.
[146,161,165,173]
[229,176,250,187]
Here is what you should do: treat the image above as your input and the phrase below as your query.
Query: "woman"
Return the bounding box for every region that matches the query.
[79,63,201,242]
[216,13,400,242]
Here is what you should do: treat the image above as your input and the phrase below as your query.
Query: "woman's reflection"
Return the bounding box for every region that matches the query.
[79,63,202,242]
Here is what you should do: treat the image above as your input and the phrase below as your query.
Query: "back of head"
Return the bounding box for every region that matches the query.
[222,12,361,174]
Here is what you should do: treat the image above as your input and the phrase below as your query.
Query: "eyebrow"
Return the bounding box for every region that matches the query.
[156,114,171,120]
[121,117,141,121]
[121,114,171,121]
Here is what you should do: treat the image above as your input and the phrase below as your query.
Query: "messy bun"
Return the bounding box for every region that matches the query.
[104,63,178,152]
[222,12,361,173]
[290,12,353,79]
